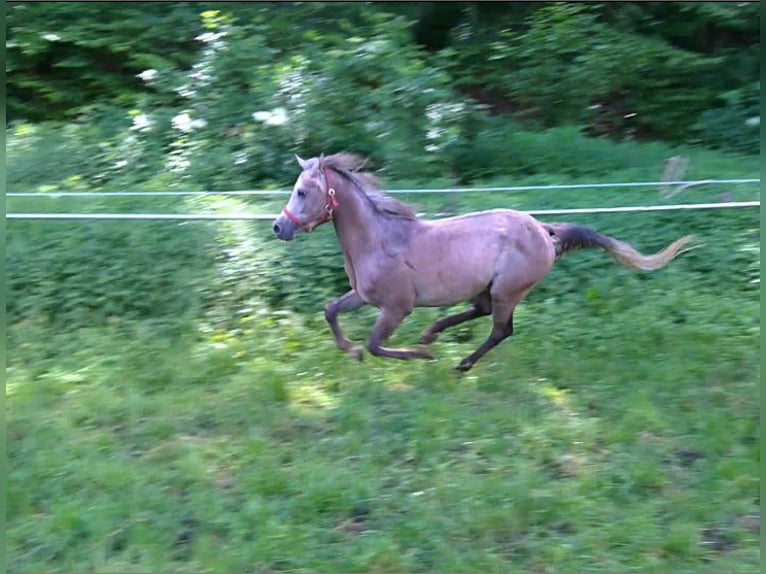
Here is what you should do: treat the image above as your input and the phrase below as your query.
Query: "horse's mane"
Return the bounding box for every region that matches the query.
[320,153,417,220]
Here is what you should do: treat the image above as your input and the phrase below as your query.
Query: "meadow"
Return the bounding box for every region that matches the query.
[7,130,760,572]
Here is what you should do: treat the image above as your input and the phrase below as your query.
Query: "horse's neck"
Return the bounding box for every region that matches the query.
[332,187,380,261]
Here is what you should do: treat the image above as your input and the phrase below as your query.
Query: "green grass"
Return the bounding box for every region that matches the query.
[7,277,759,572]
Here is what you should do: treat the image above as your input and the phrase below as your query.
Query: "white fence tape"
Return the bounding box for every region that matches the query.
[6,178,760,198]
[6,201,760,221]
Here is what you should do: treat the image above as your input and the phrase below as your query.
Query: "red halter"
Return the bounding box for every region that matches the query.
[282,169,339,232]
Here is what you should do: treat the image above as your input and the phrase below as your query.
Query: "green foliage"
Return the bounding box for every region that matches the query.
[6,2,760,154]
[693,82,760,155]
[6,1,204,121]
[621,2,760,62]
[6,197,218,328]
[6,111,171,190]
[173,7,475,184]
[17,4,477,191]
[447,119,681,181]
[455,3,723,141]
[441,2,758,151]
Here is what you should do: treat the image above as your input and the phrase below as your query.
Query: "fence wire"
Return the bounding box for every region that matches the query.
[6,201,760,221]
[7,177,759,220]
[6,178,760,198]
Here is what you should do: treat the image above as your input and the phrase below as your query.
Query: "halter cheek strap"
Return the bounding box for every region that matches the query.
[281,170,339,232]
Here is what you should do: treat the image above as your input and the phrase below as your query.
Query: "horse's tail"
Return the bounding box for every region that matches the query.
[543,223,694,271]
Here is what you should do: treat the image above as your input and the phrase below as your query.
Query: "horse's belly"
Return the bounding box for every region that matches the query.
[413,267,492,307]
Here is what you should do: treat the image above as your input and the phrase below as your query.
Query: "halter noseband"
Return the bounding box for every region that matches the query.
[281,169,339,232]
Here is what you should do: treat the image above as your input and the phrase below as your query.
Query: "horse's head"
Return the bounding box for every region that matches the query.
[272,154,339,241]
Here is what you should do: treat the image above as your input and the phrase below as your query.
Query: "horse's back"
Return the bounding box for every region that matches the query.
[405,209,556,306]
[425,208,551,249]
[430,207,534,226]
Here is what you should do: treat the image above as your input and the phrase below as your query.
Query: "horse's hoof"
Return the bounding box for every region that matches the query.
[347,347,364,361]
[455,359,473,372]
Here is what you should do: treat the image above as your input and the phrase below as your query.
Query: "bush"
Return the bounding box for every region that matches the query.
[693,82,760,155]
[447,3,725,145]
[6,1,203,122]
[6,195,218,328]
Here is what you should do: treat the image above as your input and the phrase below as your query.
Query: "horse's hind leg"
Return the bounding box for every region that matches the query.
[419,291,492,345]
[367,307,434,361]
[325,290,366,360]
[456,286,533,372]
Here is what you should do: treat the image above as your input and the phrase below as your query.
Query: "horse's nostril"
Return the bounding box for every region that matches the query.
[273,222,281,235]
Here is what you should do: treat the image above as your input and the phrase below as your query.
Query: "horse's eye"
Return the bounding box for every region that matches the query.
[297,189,306,199]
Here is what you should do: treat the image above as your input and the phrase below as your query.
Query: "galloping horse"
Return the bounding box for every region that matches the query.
[272,153,693,371]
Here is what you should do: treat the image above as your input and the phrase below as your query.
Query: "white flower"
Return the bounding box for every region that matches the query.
[252,107,288,126]
[267,108,288,126]
[168,156,191,173]
[196,31,226,44]
[172,112,208,133]
[136,69,158,83]
[131,113,153,132]
[172,112,192,132]
[42,33,60,42]
[745,116,760,128]
[176,84,197,99]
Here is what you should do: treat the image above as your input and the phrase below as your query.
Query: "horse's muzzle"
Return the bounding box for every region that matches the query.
[272,216,296,241]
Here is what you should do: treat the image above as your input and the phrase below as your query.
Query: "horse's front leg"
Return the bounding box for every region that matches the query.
[325,290,366,360]
[367,307,434,361]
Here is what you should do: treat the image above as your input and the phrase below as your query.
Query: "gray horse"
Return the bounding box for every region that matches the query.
[273,153,693,371]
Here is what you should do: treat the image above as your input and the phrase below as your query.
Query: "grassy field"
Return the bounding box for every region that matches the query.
[6,134,760,572]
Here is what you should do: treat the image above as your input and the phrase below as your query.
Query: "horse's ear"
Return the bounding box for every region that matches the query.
[295,154,310,170]
[317,153,325,169]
